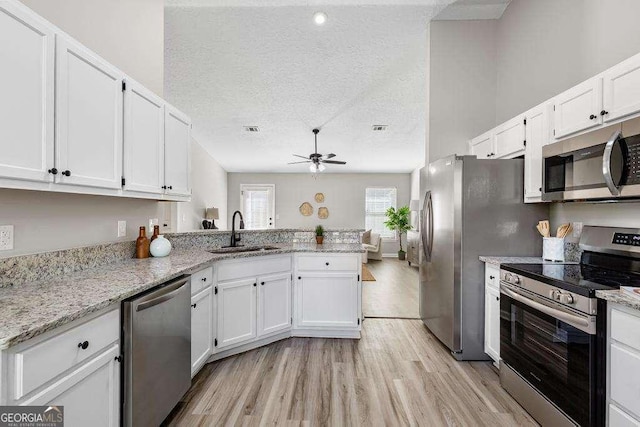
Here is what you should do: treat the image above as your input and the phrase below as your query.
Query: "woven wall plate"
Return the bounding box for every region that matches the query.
[318,207,329,219]
[314,192,325,203]
[299,202,313,216]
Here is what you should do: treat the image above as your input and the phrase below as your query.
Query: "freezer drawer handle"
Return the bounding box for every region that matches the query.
[136,278,189,312]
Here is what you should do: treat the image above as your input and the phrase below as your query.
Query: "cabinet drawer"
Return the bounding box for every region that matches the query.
[485,264,500,290]
[611,308,640,352]
[11,309,119,400]
[610,404,640,427]
[217,255,291,282]
[610,343,640,419]
[297,255,359,272]
[191,266,213,295]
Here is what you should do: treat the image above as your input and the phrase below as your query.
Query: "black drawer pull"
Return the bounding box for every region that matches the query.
[201,277,207,282]
[298,276,301,280]
[253,282,257,287]
[78,341,89,350]
[62,170,71,177]
[325,262,330,266]
[168,185,173,190]
[496,296,499,301]
[48,168,58,175]
[261,282,265,286]
[489,275,495,280]
[191,303,197,308]
[601,110,608,116]
[589,114,597,120]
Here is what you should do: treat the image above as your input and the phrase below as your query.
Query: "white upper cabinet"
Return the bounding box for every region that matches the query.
[55,35,124,189]
[164,105,191,197]
[524,103,551,201]
[0,2,55,182]
[603,53,640,124]
[553,77,603,139]
[495,115,526,158]
[123,79,165,194]
[470,130,496,159]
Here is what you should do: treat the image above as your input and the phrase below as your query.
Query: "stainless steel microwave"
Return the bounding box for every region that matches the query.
[542,123,640,201]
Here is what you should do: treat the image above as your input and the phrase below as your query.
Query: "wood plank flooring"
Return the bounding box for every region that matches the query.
[363,259,419,319]
[164,319,537,426]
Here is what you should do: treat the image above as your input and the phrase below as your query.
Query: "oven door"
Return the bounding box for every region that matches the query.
[500,283,597,427]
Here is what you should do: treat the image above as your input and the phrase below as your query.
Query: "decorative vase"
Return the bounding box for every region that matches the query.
[316,236,324,245]
[398,251,406,261]
[150,225,160,242]
[150,235,172,257]
[135,226,150,259]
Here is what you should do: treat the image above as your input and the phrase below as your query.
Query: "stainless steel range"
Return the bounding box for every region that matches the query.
[499,226,640,427]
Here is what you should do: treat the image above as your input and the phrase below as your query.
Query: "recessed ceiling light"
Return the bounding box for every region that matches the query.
[244,126,260,132]
[313,12,327,26]
[372,125,388,131]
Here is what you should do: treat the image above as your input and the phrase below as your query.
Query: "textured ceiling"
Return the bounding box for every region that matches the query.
[434,0,511,20]
[165,4,452,173]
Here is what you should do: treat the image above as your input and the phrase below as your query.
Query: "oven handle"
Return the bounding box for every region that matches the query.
[500,285,595,334]
[603,130,623,196]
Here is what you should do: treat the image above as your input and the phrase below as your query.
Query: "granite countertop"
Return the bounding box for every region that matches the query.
[596,290,640,312]
[479,256,578,266]
[0,243,363,350]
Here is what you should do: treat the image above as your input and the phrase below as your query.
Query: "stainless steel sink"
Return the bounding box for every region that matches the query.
[208,245,280,254]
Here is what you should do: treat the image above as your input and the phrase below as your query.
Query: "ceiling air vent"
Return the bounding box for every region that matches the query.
[244,126,260,132]
[372,125,388,131]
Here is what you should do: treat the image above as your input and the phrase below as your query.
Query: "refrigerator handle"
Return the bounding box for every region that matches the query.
[422,192,433,261]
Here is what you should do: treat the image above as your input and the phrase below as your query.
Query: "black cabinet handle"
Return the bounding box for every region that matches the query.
[62,170,71,177]
[191,303,197,308]
[261,281,265,286]
[589,114,597,120]
[114,355,122,362]
[77,341,89,350]
[496,296,499,301]
[253,282,257,287]
[162,185,167,189]
[298,276,301,280]
[201,277,207,282]
[168,185,173,190]
[48,168,58,175]
[601,110,608,116]
[489,275,495,280]
[325,262,330,266]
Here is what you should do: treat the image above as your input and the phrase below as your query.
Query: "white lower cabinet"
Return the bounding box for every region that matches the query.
[484,263,500,365]
[1,308,120,427]
[191,286,212,376]
[216,277,257,350]
[295,273,359,329]
[608,303,640,426]
[258,273,292,336]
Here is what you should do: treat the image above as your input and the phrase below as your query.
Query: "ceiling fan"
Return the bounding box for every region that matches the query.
[288,128,347,172]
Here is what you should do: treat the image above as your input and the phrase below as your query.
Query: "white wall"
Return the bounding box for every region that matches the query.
[20,0,164,96]
[492,0,640,228]
[227,173,412,255]
[428,20,497,163]
[410,166,422,228]
[175,140,228,231]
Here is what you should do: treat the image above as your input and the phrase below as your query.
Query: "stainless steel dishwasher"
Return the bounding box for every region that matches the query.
[122,275,191,427]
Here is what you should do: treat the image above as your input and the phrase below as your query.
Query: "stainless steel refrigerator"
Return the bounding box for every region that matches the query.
[419,155,548,360]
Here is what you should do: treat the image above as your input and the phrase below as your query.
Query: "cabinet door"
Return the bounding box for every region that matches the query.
[191,287,212,376]
[23,344,120,427]
[164,105,191,197]
[123,79,164,194]
[554,78,602,139]
[55,35,124,189]
[0,3,55,182]
[603,53,640,123]
[216,278,256,349]
[296,273,358,329]
[495,116,525,158]
[484,286,500,363]
[524,104,550,201]
[257,273,292,337]
[470,131,495,159]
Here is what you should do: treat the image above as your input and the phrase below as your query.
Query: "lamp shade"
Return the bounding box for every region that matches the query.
[205,207,219,220]
[409,199,420,211]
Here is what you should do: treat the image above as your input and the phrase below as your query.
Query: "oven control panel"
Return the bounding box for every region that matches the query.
[612,232,640,246]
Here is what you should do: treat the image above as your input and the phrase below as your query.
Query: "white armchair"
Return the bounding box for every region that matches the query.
[362,232,383,263]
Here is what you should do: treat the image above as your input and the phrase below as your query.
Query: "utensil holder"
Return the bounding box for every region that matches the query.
[543,237,565,262]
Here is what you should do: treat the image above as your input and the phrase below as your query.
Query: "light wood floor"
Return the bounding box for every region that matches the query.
[164,319,536,426]
[363,259,419,319]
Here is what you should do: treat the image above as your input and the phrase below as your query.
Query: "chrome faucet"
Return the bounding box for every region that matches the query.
[230,210,245,247]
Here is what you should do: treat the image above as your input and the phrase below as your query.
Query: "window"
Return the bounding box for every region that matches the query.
[240,184,275,230]
[365,187,397,239]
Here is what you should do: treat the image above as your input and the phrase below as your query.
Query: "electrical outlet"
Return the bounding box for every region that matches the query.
[0,225,14,251]
[117,221,127,238]
[573,222,583,238]
[149,218,158,231]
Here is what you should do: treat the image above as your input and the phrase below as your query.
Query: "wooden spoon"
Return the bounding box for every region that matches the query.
[538,220,550,238]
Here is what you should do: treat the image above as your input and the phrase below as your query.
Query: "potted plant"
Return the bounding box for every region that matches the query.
[315,225,324,245]
[384,206,412,260]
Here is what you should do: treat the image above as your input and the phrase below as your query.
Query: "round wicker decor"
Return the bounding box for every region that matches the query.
[314,192,325,203]
[299,202,313,216]
[318,207,329,219]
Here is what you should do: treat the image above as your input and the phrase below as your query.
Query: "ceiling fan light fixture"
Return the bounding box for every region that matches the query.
[313,12,327,26]
[318,163,326,172]
[309,163,317,173]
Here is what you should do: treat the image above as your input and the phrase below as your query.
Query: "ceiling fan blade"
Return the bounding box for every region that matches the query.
[324,153,336,159]
[287,161,311,164]
[321,160,346,165]
[292,154,310,160]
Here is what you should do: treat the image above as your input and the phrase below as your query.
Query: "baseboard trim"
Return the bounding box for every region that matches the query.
[382,253,398,258]
[291,329,361,339]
